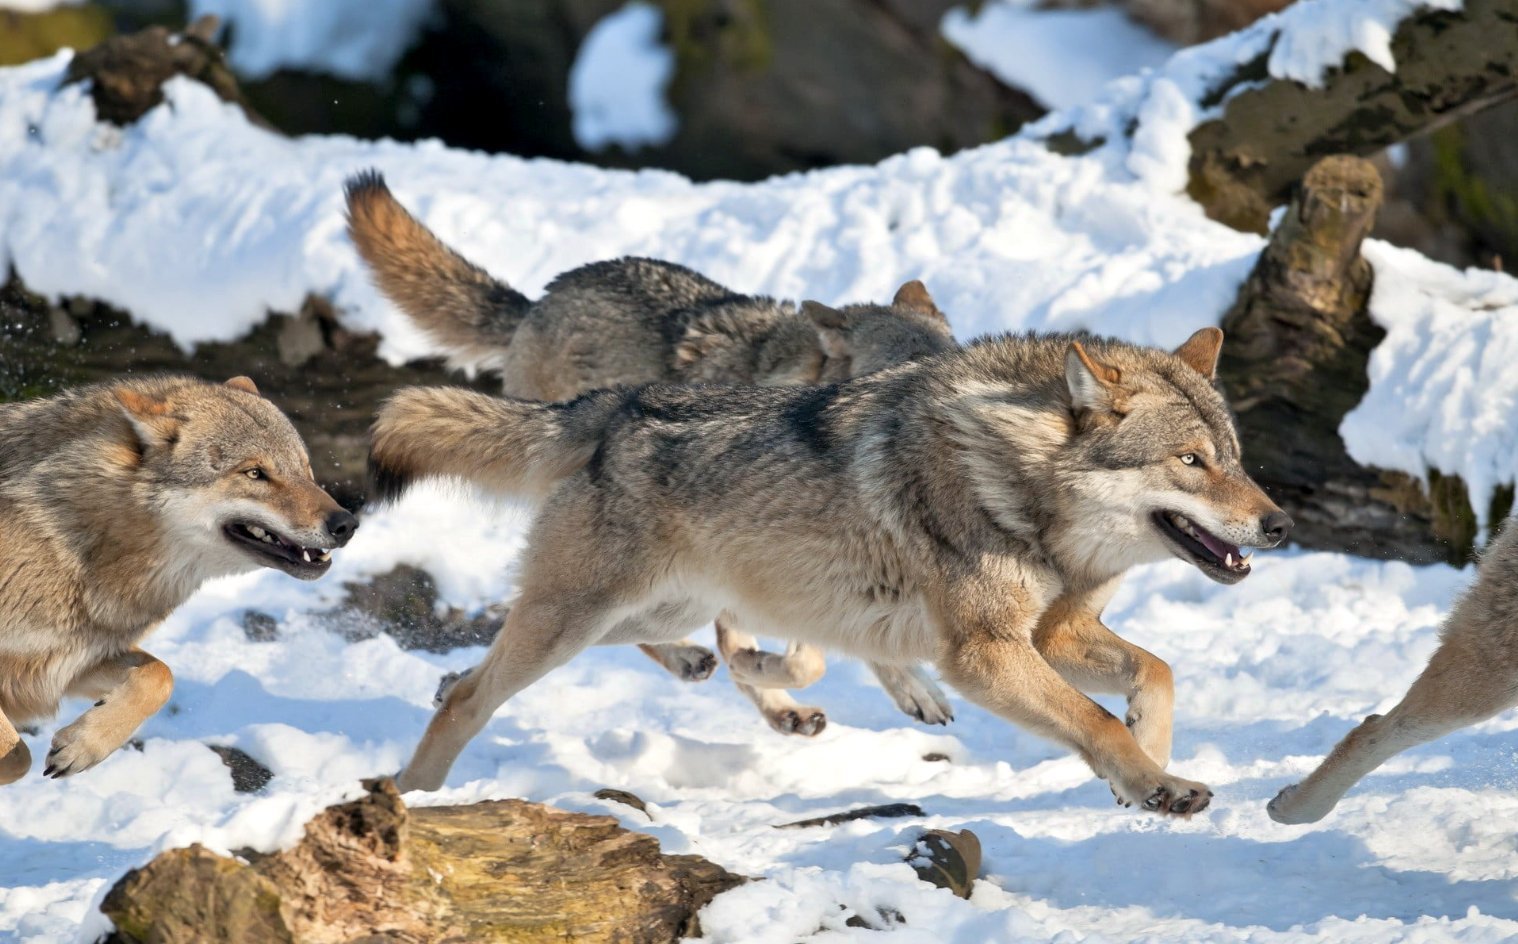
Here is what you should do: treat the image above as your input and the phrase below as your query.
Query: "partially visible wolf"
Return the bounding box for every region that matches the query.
[371,328,1292,810]
[1269,518,1518,824]
[0,376,358,783]
[345,171,958,736]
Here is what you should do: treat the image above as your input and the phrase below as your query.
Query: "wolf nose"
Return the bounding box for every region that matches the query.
[1261,510,1293,546]
[326,509,359,547]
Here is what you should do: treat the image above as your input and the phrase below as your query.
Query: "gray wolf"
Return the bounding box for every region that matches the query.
[370,327,1292,811]
[1268,517,1518,824]
[345,170,957,736]
[0,376,357,783]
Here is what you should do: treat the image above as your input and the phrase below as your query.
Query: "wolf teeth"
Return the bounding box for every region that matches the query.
[249,525,267,539]
[316,550,331,562]
[302,550,311,563]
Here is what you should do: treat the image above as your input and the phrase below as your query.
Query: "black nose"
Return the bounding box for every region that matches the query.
[1261,510,1293,546]
[326,509,359,547]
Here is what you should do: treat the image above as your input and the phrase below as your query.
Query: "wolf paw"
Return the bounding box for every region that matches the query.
[45,716,126,779]
[1113,774,1212,816]
[433,668,473,708]
[676,647,718,682]
[768,707,827,737]
[1266,783,1329,825]
[897,673,954,726]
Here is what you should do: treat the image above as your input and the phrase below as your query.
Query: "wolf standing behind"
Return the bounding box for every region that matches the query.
[371,328,1292,807]
[345,170,957,736]
[0,377,357,783]
[1269,517,1518,824]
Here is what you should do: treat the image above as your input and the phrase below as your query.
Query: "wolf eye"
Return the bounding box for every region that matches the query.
[1179,453,1198,466]
[244,468,265,481]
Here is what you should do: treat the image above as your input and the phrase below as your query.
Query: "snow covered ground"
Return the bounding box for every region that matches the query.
[5,487,1514,943]
[5,0,1518,939]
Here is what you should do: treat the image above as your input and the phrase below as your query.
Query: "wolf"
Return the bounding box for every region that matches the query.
[370,327,1292,810]
[1268,517,1518,824]
[345,170,958,737]
[0,376,358,783]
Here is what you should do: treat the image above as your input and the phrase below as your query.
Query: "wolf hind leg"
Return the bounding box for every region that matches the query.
[871,663,954,726]
[638,641,718,681]
[1269,627,1518,824]
[397,593,617,792]
[0,705,30,785]
[716,616,827,736]
[47,648,173,779]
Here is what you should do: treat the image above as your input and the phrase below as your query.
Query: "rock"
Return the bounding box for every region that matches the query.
[241,611,280,643]
[594,787,652,817]
[907,828,981,899]
[207,745,274,794]
[100,778,745,944]
[336,565,505,652]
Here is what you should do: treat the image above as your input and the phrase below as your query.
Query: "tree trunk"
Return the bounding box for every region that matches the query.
[100,778,745,944]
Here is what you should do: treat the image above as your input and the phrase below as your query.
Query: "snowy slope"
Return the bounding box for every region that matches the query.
[4,0,1518,940]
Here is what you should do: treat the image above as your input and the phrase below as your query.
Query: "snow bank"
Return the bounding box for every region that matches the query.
[942,0,1176,111]
[188,0,435,82]
[569,2,678,153]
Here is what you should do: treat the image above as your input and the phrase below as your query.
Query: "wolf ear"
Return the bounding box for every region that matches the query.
[1172,327,1223,381]
[1065,340,1122,414]
[115,389,181,451]
[892,280,946,322]
[802,301,850,358]
[225,375,261,397]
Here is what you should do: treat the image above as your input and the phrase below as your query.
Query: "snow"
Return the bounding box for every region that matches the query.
[187,0,436,82]
[4,483,1514,943]
[0,0,84,12]
[569,2,678,153]
[4,0,1518,938]
[942,0,1177,111]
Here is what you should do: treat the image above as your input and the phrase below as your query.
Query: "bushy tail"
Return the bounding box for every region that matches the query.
[368,386,622,505]
[344,170,530,367]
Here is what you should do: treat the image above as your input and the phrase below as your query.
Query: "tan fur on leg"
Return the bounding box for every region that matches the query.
[637,641,718,681]
[0,707,30,785]
[46,649,173,779]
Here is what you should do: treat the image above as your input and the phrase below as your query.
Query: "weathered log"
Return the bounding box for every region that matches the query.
[1218,155,1508,564]
[1186,0,1518,233]
[100,778,745,944]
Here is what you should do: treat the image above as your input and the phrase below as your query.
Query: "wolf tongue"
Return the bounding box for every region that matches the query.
[1192,525,1240,562]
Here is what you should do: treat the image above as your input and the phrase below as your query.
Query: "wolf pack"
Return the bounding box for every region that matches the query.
[1,172,1512,838]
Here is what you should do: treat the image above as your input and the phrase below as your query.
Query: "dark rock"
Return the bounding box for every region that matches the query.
[594,787,651,817]
[207,745,274,794]
[336,565,506,653]
[241,611,279,643]
[907,828,981,900]
[775,802,925,829]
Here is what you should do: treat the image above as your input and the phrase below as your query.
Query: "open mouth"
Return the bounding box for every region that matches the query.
[223,521,333,579]
[1152,511,1252,584]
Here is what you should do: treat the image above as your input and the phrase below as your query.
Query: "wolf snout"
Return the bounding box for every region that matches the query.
[1260,510,1293,547]
[325,509,359,547]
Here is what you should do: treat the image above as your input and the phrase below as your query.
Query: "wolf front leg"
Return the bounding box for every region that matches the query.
[933,579,1209,816]
[1033,587,1174,767]
[46,648,173,778]
[716,615,827,736]
[0,705,31,785]
[870,663,954,726]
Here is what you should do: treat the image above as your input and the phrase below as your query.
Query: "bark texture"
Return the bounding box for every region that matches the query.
[1218,155,1508,564]
[101,778,744,944]
[1186,0,1518,233]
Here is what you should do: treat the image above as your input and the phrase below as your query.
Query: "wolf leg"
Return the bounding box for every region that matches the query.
[638,641,718,681]
[1269,629,1518,824]
[716,615,827,735]
[0,706,30,785]
[719,617,827,690]
[870,664,954,726]
[46,648,173,778]
[1034,615,1174,768]
[942,633,1209,816]
[398,593,611,792]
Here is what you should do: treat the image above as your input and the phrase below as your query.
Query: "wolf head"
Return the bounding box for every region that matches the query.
[949,329,1289,585]
[804,280,956,381]
[115,377,358,581]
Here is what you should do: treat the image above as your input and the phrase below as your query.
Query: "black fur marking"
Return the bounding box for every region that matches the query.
[365,447,413,508]
[781,384,839,456]
[342,168,389,204]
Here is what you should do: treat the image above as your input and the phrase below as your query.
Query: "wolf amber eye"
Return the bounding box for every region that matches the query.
[245,468,265,481]
[1179,454,1197,466]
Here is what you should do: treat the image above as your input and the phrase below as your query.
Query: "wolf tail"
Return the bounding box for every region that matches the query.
[344,170,530,366]
[368,386,622,505]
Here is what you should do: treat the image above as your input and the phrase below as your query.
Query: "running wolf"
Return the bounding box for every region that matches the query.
[370,328,1292,810]
[0,376,358,783]
[345,170,957,736]
[1269,517,1518,824]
